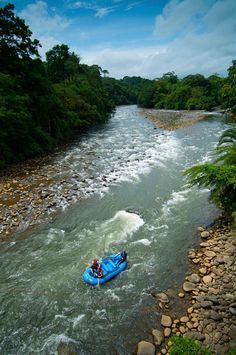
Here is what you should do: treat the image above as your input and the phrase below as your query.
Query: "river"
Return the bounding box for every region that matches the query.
[0,106,229,354]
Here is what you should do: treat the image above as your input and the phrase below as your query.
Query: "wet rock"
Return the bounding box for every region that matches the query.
[161,315,172,327]
[178,292,185,298]
[152,329,164,346]
[183,282,195,292]
[136,341,155,355]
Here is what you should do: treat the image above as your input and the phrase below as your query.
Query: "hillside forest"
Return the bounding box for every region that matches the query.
[0,3,236,170]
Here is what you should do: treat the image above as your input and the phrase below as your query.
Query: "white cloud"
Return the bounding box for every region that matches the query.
[19,1,71,57]
[81,0,236,78]
[95,7,115,18]
[20,1,71,36]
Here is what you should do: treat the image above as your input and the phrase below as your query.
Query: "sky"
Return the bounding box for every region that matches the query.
[2,0,236,78]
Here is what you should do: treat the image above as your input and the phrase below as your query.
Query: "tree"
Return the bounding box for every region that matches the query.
[184,127,236,215]
[46,44,80,83]
[0,3,40,75]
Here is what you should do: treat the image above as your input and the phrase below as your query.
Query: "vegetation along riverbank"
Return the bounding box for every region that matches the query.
[135,112,236,354]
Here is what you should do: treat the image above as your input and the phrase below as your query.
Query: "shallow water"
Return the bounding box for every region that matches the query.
[0,106,229,354]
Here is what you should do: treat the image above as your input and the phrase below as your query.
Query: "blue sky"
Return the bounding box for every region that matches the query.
[2,0,236,78]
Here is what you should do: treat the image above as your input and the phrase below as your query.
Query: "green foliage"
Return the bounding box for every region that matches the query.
[0,3,114,169]
[184,127,236,215]
[227,347,236,355]
[103,76,150,106]
[221,63,236,111]
[138,63,236,112]
[169,336,212,355]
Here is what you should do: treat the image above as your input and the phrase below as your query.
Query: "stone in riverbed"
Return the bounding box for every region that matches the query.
[185,331,205,341]
[204,250,216,258]
[183,282,195,292]
[180,316,189,323]
[136,341,155,355]
[202,275,212,284]
[178,292,185,298]
[164,327,171,337]
[201,231,210,238]
[161,315,172,327]
[154,292,169,304]
[152,329,164,346]
[186,274,200,283]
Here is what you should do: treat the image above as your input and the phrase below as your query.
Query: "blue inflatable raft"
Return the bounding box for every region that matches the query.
[82,251,127,286]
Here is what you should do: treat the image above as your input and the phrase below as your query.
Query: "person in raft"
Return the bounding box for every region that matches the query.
[118,250,127,265]
[91,258,103,278]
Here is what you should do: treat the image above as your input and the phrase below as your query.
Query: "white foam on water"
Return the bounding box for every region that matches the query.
[105,289,120,301]
[97,210,144,248]
[72,314,85,327]
[42,334,79,351]
[161,188,192,217]
[131,238,152,246]
[46,228,65,244]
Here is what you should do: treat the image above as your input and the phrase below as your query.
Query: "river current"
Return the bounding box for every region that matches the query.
[0,106,229,354]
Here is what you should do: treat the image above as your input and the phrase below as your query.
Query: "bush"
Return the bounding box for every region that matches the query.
[169,336,212,355]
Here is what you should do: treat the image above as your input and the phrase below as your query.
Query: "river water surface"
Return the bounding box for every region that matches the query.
[0,106,229,354]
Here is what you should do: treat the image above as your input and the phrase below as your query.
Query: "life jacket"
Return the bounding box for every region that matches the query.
[97,265,103,277]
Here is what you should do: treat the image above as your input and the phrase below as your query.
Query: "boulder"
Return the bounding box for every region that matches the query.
[183,282,195,292]
[155,292,169,304]
[185,331,205,341]
[201,231,210,238]
[136,341,155,355]
[202,275,212,284]
[197,226,205,232]
[204,250,216,258]
[164,328,171,337]
[152,329,164,346]
[186,274,200,283]
[161,315,172,327]
[180,316,189,323]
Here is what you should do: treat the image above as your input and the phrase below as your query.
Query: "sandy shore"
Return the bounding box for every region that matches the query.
[141,109,218,130]
[136,217,236,355]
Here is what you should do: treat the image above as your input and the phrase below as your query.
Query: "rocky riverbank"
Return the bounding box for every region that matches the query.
[141,109,220,130]
[0,148,83,241]
[136,217,236,355]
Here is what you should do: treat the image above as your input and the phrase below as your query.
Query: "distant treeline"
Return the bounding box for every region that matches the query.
[0,4,114,169]
[137,65,236,111]
[102,62,236,113]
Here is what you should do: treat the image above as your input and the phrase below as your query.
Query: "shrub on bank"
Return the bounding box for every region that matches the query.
[169,336,211,355]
